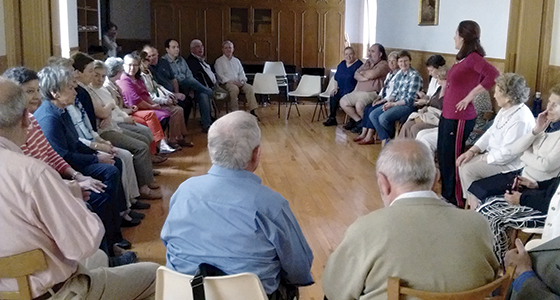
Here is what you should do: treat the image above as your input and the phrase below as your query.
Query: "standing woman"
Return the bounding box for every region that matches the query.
[323,47,363,126]
[437,20,499,207]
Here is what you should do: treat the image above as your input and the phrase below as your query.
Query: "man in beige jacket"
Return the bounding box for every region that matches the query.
[322,139,499,300]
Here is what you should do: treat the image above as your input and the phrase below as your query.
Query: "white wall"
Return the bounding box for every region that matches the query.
[0,0,6,56]
[110,0,151,40]
[345,0,365,43]
[550,0,560,66]
[375,0,510,59]
[59,0,79,57]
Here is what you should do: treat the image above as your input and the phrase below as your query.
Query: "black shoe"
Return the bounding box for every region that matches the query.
[121,217,141,227]
[323,117,338,126]
[351,125,362,134]
[250,109,260,121]
[343,119,357,130]
[109,251,138,267]
[131,201,151,210]
[114,239,131,250]
[129,210,145,220]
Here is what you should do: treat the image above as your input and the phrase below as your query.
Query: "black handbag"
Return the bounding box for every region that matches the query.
[190,263,227,300]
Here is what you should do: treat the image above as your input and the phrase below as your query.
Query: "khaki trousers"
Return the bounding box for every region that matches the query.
[221,82,259,111]
[458,154,516,198]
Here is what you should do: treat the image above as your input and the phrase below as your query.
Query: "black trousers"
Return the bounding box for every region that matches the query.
[328,93,343,119]
[437,116,475,207]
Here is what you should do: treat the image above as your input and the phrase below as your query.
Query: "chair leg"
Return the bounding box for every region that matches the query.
[278,96,282,118]
[287,96,294,119]
[312,100,320,122]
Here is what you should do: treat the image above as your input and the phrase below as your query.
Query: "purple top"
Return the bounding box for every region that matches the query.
[442,53,499,120]
[116,73,170,121]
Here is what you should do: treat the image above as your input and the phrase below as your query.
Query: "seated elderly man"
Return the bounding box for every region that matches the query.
[340,43,391,132]
[214,41,260,118]
[161,111,313,299]
[322,139,498,300]
[186,39,228,100]
[0,77,158,300]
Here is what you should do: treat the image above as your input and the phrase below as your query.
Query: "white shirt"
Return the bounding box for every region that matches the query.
[474,103,535,167]
[391,190,440,206]
[214,54,247,84]
[426,77,440,98]
[193,54,217,85]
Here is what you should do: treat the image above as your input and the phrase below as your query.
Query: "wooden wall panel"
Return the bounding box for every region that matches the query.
[301,9,320,67]
[0,56,8,74]
[178,6,203,56]
[323,10,344,70]
[204,8,226,63]
[152,4,177,53]
[544,65,560,99]
[277,9,297,66]
[20,0,52,70]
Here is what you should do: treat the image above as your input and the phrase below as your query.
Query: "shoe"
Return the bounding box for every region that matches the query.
[343,119,357,130]
[148,182,160,189]
[151,155,167,164]
[357,139,376,145]
[129,210,145,220]
[323,117,338,126]
[109,251,138,267]
[121,217,141,227]
[168,142,182,151]
[159,140,176,154]
[177,139,194,148]
[350,125,362,134]
[250,109,260,121]
[353,136,365,142]
[152,169,161,176]
[114,239,131,249]
[138,188,162,200]
[131,201,151,210]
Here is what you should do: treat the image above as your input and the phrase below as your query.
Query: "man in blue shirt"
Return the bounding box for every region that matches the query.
[161,111,314,299]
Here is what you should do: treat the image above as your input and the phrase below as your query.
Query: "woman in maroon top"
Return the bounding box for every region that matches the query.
[437,20,499,207]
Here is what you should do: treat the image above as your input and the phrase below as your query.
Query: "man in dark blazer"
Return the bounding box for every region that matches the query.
[185,39,228,102]
[506,237,560,299]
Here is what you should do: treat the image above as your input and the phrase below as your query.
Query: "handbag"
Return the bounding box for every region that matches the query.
[190,263,227,300]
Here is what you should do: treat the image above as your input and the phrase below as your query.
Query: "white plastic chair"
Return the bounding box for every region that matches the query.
[252,73,280,112]
[263,61,289,117]
[155,266,268,300]
[287,75,322,120]
[317,76,338,121]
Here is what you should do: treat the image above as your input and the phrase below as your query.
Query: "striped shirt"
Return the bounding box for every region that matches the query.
[21,114,71,175]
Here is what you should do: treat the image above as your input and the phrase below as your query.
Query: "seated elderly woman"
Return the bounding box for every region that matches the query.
[89,60,162,201]
[354,51,399,144]
[104,57,176,154]
[323,46,363,126]
[398,66,447,139]
[470,83,560,205]
[33,65,128,257]
[2,66,104,200]
[368,50,423,145]
[456,73,535,208]
[117,53,190,150]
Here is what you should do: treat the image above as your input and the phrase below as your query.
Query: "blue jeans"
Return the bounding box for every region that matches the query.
[369,105,414,140]
[179,78,213,130]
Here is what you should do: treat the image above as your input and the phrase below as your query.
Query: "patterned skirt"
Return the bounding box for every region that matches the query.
[476,197,546,264]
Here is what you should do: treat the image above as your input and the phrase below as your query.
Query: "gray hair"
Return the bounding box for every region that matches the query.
[92,60,106,71]
[222,40,234,47]
[46,56,74,71]
[0,77,28,129]
[387,51,399,60]
[105,57,124,78]
[38,66,74,101]
[207,111,261,170]
[376,139,436,190]
[190,39,203,49]
[495,73,530,105]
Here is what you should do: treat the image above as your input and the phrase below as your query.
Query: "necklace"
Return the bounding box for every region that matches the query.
[495,105,523,129]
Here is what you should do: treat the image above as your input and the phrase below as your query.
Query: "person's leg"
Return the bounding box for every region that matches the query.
[416,127,438,153]
[328,93,343,119]
[354,93,375,119]
[410,123,436,138]
[163,105,189,142]
[437,117,459,205]
[132,111,165,143]
[118,123,153,146]
[398,120,416,138]
[222,82,241,111]
[339,93,361,122]
[377,105,414,140]
[369,105,386,138]
[177,97,193,128]
[113,147,139,206]
[196,92,212,131]
[241,83,259,111]
[180,77,213,97]
[458,155,514,202]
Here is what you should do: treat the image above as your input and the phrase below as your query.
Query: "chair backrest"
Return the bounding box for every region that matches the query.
[252,73,280,95]
[387,266,515,300]
[263,61,287,76]
[155,266,268,300]
[320,76,337,98]
[0,249,48,300]
[291,75,322,96]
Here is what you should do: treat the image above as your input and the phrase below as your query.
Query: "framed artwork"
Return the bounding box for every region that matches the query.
[418,0,439,26]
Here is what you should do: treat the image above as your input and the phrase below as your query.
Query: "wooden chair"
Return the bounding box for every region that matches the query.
[0,249,48,300]
[387,266,515,300]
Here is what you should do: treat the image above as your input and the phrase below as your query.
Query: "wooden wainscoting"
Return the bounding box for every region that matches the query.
[543,65,560,101]
[0,56,8,74]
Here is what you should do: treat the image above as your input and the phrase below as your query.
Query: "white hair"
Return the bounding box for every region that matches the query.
[0,77,28,129]
[190,39,203,49]
[37,66,74,101]
[376,139,436,190]
[222,40,234,47]
[207,111,260,170]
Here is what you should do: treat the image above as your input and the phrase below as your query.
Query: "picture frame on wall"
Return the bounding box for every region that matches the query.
[418,0,439,26]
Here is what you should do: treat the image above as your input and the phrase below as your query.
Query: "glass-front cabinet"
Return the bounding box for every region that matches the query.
[230,7,272,35]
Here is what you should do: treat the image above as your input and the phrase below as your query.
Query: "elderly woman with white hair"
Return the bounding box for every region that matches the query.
[457,73,535,208]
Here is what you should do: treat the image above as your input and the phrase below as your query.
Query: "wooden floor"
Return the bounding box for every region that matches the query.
[123,100,386,300]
